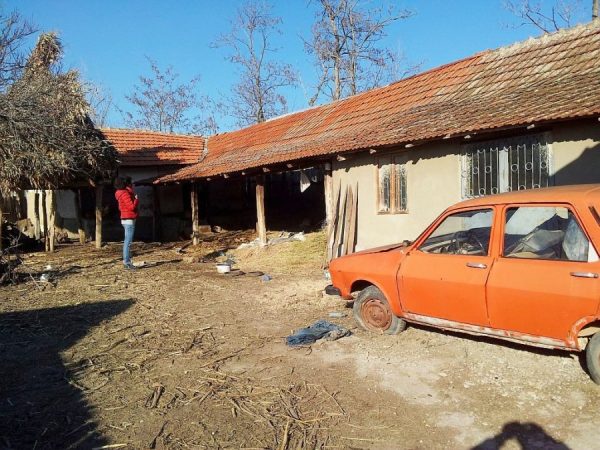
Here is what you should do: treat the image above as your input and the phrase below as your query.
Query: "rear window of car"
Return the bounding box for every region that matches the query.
[503,206,597,262]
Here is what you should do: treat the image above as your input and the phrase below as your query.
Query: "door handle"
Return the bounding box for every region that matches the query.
[466,262,487,269]
[570,271,599,279]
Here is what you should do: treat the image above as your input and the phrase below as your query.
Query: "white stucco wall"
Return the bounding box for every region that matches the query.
[334,143,462,251]
[333,119,600,251]
[551,120,600,185]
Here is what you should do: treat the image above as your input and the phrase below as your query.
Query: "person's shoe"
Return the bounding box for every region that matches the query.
[124,263,137,270]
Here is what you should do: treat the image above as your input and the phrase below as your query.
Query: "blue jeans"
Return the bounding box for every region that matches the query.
[122,220,136,265]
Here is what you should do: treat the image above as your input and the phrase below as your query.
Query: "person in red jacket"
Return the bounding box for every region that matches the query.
[114,177,139,269]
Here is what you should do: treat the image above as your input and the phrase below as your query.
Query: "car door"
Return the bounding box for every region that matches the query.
[487,204,600,341]
[399,207,495,326]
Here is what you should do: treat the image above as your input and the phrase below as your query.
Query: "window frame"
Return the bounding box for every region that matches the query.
[376,155,408,215]
[461,133,553,200]
[499,203,595,263]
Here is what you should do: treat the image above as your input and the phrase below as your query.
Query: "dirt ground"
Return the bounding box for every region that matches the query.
[1,231,600,450]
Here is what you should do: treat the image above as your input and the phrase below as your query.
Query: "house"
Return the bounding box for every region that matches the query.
[100,128,206,241]
[23,129,205,243]
[155,22,600,254]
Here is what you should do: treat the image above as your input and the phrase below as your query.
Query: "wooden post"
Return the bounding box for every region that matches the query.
[47,190,56,252]
[41,190,49,251]
[152,185,161,242]
[95,184,103,249]
[73,189,86,244]
[255,175,267,246]
[190,182,199,245]
[0,191,4,252]
[33,191,41,240]
[324,162,334,238]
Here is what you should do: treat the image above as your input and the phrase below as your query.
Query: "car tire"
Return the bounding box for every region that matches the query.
[353,285,406,335]
[586,332,600,384]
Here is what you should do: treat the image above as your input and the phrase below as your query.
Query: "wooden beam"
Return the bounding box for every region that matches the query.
[341,185,354,256]
[347,184,358,254]
[95,185,103,249]
[334,186,348,259]
[0,192,3,252]
[33,191,41,240]
[327,184,341,262]
[47,190,56,252]
[324,162,334,241]
[191,182,200,246]
[41,190,49,251]
[152,185,161,242]
[73,189,85,245]
[255,175,267,246]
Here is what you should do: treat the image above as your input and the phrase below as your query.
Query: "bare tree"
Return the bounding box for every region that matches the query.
[124,58,202,133]
[85,82,113,128]
[305,0,413,105]
[214,0,298,126]
[0,10,37,91]
[504,0,590,32]
[191,96,222,135]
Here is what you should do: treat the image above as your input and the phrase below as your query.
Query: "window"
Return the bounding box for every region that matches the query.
[462,134,551,198]
[419,209,493,256]
[377,156,407,213]
[503,206,598,262]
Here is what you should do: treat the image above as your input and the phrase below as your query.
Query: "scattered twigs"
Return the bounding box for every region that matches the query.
[278,419,291,450]
[145,384,164,409]
[149,421,168,449]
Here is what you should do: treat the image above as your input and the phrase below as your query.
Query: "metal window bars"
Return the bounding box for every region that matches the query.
[462,134,550,199]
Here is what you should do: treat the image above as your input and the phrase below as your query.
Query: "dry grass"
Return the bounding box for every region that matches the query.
[232,230,328,274]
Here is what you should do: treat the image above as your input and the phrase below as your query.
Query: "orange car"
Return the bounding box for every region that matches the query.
[327,185,600,383]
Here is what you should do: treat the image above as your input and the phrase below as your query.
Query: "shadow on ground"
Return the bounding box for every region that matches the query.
[0,299,134,449]
[472,421,570,449]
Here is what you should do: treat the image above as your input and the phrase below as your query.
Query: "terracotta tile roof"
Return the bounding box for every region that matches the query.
[100,128,205,167]
[159,22,600,183]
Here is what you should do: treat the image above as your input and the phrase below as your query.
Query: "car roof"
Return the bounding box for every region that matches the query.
[454,184,600,209]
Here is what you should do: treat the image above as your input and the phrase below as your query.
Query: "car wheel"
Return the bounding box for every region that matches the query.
[586,332,600,384]
[353,285,406,335]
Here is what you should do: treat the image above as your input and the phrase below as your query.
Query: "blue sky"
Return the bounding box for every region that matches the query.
[5,0,590,132]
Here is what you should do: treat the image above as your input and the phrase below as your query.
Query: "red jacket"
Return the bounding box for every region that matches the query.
[115,187,139,220]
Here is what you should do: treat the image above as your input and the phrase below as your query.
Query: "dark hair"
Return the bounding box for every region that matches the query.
[125,176,133,187]
[113,177,126,190]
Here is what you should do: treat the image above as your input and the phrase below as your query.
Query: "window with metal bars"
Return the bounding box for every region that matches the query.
[377,156,407,213]
[461,134,551,199]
